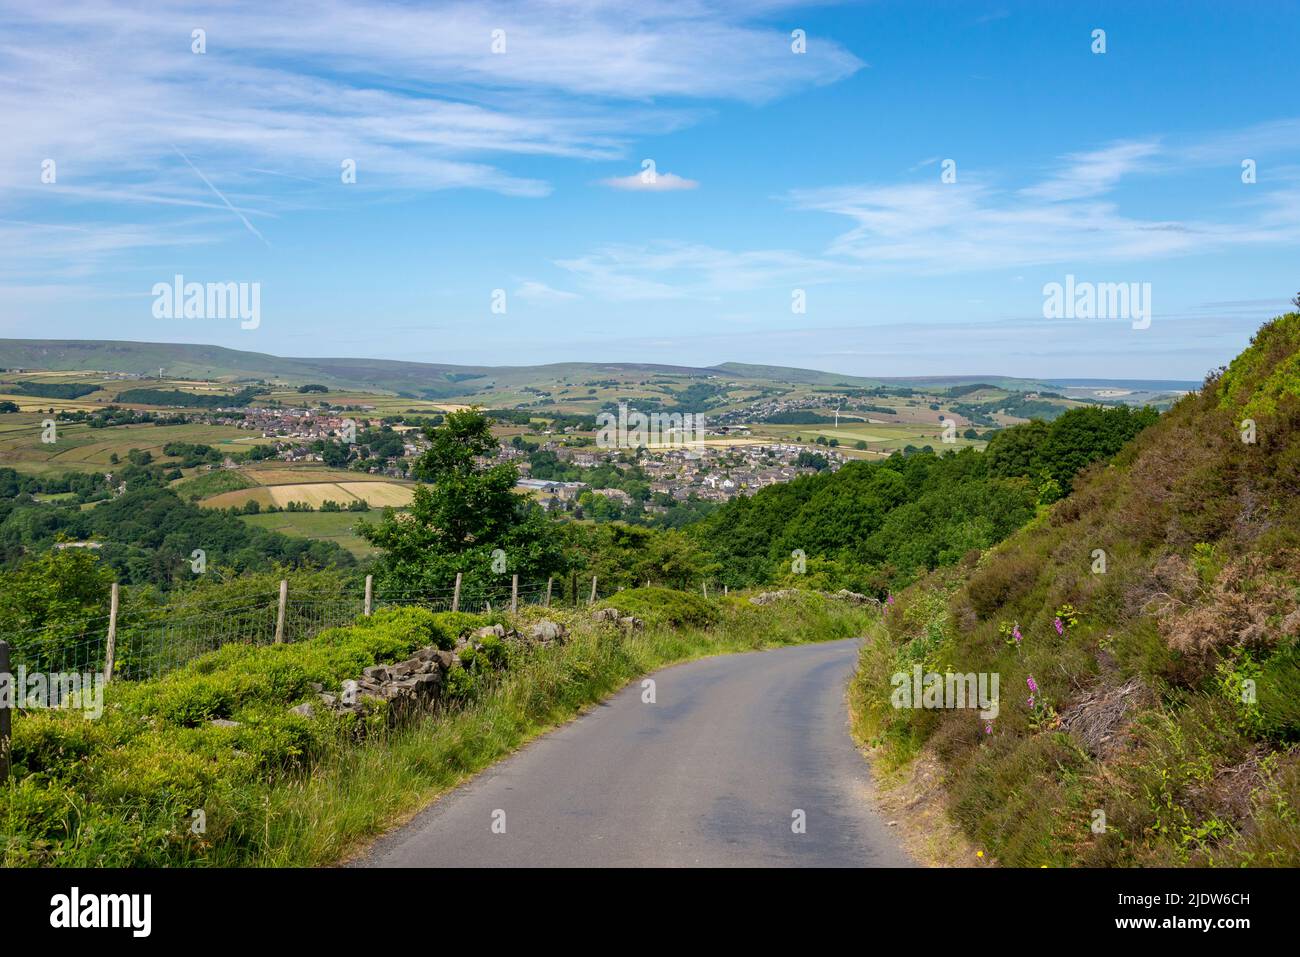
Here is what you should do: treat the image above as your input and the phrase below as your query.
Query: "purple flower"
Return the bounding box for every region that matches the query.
[1012,624,1022,644]
[886,593,895,606]
[1027,696,1035,707]
[1053,617,1064,636]
[984,722,993,735]
[1027,675,1038,694]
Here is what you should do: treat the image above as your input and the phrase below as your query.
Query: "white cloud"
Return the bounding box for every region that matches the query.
[0,217,217,283]
[1021,141,1161,201]
[0,0,863,277]
[601,171,700,191]
[787,136,1300,274]
[550,127,1300,302]
[0,1,861,201]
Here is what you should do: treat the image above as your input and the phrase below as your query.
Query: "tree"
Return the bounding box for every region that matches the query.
[642,530,720,589]
[357,409,565,600]
[320,441,351,468]
[0,547,114,668]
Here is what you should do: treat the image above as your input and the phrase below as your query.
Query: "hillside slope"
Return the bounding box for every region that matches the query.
[1,339,1189,399]
[853,312,1300,866]
[0,339,715,394]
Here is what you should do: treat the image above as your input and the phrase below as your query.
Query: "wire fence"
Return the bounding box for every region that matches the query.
[0,574,723,685]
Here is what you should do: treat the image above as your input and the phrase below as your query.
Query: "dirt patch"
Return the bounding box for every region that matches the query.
[856,745,992,868]
[1188,747,1269,826]
[1059,677,1151,759]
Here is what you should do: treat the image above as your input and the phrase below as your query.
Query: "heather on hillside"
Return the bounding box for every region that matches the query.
[853,312,1300,867]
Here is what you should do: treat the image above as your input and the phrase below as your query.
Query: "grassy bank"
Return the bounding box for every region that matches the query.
[848,314,1300,867]
[2,588,871,867]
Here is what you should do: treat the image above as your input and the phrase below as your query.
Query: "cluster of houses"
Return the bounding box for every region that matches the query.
[644,442,844,502]
[226,406,370,443]
[711,391,906,427]
[511,441,844,508]
[208,406,422,475]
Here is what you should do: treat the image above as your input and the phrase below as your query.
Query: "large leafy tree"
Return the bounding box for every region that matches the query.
[0,547,114,669]
[559,523,719,594]
[357,409,566,602]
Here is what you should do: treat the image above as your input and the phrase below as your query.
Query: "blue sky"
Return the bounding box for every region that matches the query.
[2,0,1298,378]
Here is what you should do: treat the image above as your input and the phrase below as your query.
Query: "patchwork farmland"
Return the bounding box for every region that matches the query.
[201,478,414,510]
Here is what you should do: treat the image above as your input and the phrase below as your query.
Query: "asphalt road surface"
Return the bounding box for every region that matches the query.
[358,637,912,867]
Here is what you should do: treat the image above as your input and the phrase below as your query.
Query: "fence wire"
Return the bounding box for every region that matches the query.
[0,575,699,684]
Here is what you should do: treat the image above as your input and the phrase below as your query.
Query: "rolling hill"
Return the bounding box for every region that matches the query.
[0,338,1193,402]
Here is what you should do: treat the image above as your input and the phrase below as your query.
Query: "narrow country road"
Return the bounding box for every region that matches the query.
[357,637,912,867]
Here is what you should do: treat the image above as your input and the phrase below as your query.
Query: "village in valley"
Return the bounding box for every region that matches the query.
[216,397,851,514]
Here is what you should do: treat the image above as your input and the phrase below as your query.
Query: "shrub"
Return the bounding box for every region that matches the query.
[966,550,1040,620]
[596,586,720,629]
[461,633,510,672]
[1255,648,1300,741]
[357,606,457,651]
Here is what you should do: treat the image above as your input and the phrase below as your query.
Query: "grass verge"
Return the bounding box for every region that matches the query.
[2,588,871,867]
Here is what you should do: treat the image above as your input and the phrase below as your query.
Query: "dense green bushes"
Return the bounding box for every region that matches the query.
[2,605,495,865]
[0,485,355,593]
[690,404,1155,595]
[596,586,721,629]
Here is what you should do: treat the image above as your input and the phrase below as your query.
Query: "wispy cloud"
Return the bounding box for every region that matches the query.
[1021,141,1161,201]
[555,241,859,300]
[0,1,861,197]
[0,216,218,283]
[551,126,1300,299]
[515,280,580,302]
[788,133,1300,274]
[0,0,863,271]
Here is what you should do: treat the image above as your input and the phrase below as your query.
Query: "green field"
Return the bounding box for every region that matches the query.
[171,469,257,501]
[0,417,272,475]
[240,510,382,556]
[261,386,455,415]
[747,421,986,453]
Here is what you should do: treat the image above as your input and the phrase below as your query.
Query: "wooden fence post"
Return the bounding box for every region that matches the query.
[545,577,553,608]
[511,574,519,614]
[452,572,462,613]
[103,582,120,683]
[274,579,288,644]
[364,575,373,617]
[589,576,598,605]
[0,640,11,786]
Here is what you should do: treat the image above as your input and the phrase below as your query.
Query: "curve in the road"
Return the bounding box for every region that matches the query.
[357,637,913,867]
